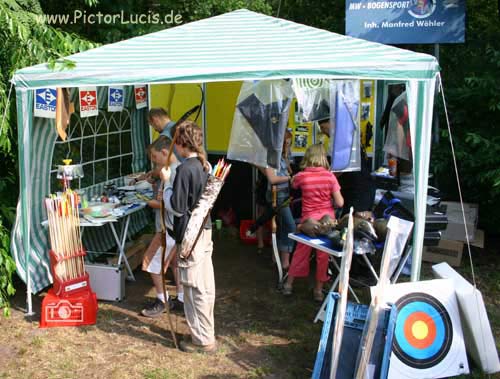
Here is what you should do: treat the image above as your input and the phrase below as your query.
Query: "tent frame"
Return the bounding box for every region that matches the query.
[10,9,439,315]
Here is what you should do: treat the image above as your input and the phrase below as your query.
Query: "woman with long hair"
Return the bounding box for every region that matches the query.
[161,120,217,354]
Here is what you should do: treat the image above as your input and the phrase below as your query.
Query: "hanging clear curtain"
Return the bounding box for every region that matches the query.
[227,80,293,169]
[329,80,361,172]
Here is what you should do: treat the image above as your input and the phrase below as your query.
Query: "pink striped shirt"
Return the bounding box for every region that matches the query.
[292,167,341,218]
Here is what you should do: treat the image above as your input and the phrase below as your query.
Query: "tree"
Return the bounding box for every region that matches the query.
[40,0,272,44]
[0,0,98,316]
[431,0,500,233]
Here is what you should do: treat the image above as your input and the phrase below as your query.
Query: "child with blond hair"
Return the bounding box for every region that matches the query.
[140,136,183,317]
[283,143,344,301]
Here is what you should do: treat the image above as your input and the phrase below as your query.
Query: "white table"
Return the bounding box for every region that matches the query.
[288,233,379,322]
[43,202,147,281]
[86,202,147,281]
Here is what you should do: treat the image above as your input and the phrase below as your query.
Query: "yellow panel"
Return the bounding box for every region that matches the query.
[288,99,313,155]
[360,80,376,153]
[149,83,203,140]
[206,81,242,152]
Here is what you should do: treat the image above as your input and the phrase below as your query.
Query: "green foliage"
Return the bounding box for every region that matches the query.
[273,0,344,33]
[41,0,272,44]
[0,217,16,317]
[171,0,272,21]
[0,0,99,316]
[0,0,99,155]
[432,1,500,233]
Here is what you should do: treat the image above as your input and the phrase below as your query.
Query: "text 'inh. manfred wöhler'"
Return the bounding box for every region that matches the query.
[364,20,445,29]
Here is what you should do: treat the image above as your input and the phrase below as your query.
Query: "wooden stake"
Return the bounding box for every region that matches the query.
[354,218,396,379]
[329,207,355,378]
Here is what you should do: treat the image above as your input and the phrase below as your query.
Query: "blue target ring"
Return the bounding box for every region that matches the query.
[393,292,453,369]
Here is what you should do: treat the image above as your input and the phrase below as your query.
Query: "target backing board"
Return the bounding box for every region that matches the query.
[380,279,469,379]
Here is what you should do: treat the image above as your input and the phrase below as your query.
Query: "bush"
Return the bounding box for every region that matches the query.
[432,47,500,234]
[0,217,16,317]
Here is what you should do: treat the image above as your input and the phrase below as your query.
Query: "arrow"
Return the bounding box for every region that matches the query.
[110,90,122,101]
[82,91,96,105]
[38,89,56,104]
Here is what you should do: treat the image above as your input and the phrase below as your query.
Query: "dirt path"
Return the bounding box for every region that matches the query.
[1,233,499,378]
[1,236,324,379]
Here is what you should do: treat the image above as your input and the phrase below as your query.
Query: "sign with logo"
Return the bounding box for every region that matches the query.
[34,88,57,118]
[346,0,465,44]
[108,86,124,112]
[79,87,98,117]
[134,85,148,109]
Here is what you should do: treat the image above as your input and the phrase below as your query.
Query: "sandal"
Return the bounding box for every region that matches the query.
[313,290,325,303]
[282,284,293,296]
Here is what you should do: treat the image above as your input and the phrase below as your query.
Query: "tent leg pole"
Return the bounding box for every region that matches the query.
[26,274,34,316]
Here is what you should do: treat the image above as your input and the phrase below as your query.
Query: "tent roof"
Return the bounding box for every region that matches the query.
[12,9,439,89]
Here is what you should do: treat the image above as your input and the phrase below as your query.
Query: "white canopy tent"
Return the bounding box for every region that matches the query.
[11,9,439,312]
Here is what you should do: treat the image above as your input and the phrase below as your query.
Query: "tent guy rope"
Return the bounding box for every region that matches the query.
[437,73,490,373]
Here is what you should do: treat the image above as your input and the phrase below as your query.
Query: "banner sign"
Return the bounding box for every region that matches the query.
[108,86,124,112]
[79,87,98,117]
[134,85,148,109]
[346,0,466,44]
[34,88,57,118]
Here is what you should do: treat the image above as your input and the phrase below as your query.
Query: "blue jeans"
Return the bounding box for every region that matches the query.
[275,192,295,253]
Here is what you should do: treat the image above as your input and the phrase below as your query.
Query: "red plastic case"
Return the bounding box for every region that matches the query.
[40,249,98,328]
[40,288,97,328]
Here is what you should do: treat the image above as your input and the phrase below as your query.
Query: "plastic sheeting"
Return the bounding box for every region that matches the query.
[292,78,331,122]
[329,80,361,172]
[383,91,411,161]
[227,80,293,169]
[385,216,414,279]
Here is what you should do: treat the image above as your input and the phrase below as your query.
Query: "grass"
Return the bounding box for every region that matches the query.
[246,366,272,378]
[30,336,44,347]
[0,235,499,378]
[143,368,182,379]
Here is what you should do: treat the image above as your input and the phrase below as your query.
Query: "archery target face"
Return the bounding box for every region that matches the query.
[393,292,452,368]
[381,279,469,379]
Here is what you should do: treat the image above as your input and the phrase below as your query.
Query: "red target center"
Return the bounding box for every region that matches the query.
[403,311,437,349]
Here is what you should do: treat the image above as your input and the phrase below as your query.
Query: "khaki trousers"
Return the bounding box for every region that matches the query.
[178,229,215,346]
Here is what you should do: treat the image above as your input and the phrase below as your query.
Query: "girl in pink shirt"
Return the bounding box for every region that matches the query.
[283,144,343,302]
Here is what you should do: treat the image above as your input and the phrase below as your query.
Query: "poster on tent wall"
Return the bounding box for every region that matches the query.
[108,86,124,112]
[360,80,376,155]
[34,88,57,118]
[345,0,466,44]
[134,85,148,109]
[380,279,469,379]
[79,87,98,118]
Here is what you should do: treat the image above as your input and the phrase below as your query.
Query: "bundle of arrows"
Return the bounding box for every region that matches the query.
[211,158,232,181]
[44,190,85,282]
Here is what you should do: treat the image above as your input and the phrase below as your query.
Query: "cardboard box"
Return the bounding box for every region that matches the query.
[470,229,485,249]
[137,233,154,246]
[442,201,478,242]
[423,239,464,267]
[107,240,146,270]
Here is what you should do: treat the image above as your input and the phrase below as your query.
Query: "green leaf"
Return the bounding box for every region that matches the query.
[6,283,15,296]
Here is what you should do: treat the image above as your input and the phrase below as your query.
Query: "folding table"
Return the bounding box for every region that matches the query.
[43,202,147,281]
[82,202,147,281]
[288,233,379,323]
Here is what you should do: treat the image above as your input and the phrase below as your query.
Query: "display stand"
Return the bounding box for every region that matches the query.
[312,293,397,379]
[40,250,97,328]
[287,233,380,322]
